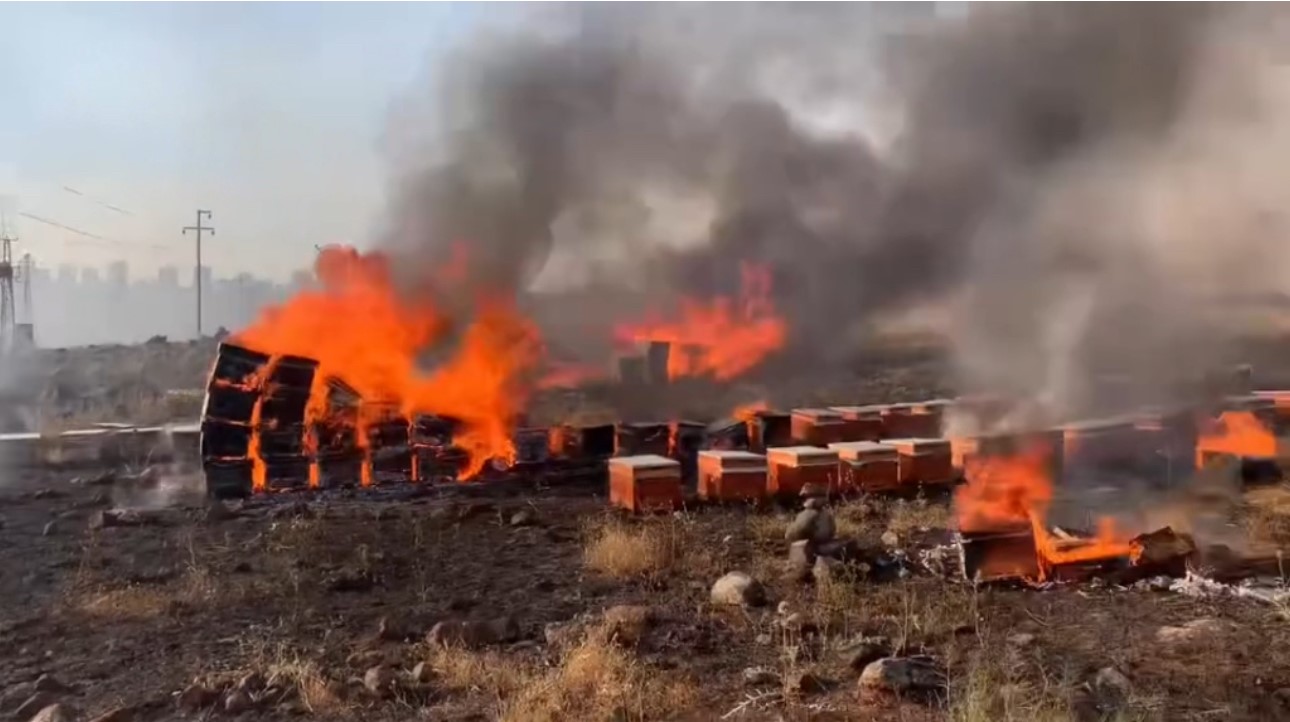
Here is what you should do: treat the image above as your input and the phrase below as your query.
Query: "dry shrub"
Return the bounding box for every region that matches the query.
[501,635,698,722]
[949,650,1073,722]
[264,654,346,714]
[583,518,681,580]
[431,646,536,700]
[887,497,952,535]
[73,566,221,620]
[1243,487,1290,547]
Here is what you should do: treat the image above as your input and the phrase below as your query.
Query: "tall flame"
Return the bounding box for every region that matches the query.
[613,262,786,381]
[957,441,1133,579]
[235,245,542,479]
[1195,410,1276,466]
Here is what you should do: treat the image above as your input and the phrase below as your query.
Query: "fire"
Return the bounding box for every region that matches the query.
[731,399,769,421]
[613,262,786,381]
[958,441,1132,580]
[538,362,608,390]
[1196,410,1276,467]
[235,245,542,480]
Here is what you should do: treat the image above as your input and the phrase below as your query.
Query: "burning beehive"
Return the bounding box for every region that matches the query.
[881,404,942,439]
[828,440,900,493]
[766,445,839,497]
[697,450,768,502]
[608,454,683,513]
[790,408,851,446]
[828,405,885,442]
[885,437,955,488]
[747,410,793,452]
[615,422,671,457]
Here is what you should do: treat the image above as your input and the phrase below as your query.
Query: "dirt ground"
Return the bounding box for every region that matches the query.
[3,462,1290,722]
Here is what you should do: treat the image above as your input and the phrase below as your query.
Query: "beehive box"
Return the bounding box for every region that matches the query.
[828,441,900,493]
[828,405,886,442]
[881,404,943,439]
[790,408,851,446]
[608,455,683,513]
[884,437,955,487]
[615,422,671,457]
[697,450,767,502]
[766,446,839,497]
[1060,418,1144,482]
[747,411,793,452]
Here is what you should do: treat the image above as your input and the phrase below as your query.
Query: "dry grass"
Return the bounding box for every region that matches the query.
[501,635,698,722]
[264,651,347,714]
[72,566,221,620]
[583,516,715,581]
[1243,486,1290,547]
[431,646,536,700]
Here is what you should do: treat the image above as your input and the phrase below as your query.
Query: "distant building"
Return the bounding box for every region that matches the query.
[289,270,313,293]
[158,265,179,287]
[82,267,100,284]
[57,263,78,284]
[107,260,128,287]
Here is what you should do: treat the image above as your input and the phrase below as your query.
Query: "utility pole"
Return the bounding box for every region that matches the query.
[0,221,14,353]
[182,209,214,338]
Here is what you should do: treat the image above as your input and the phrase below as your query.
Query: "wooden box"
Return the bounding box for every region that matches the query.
[766,446,840,497]
[881,404,943,439]
[697,450,768,502]
[747,411,793,452]
[884,437,954,486]
[828,405,886,442]
[615,422,671,457]
[791,408,851,446]
[608,455,683,513]
[829,441,900,493]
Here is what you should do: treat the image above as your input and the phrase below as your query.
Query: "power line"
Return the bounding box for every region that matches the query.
[182,209,214,338]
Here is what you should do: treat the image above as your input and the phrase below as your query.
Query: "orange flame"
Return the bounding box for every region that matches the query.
[1196,410,1276,466]
[958,441,1132,579]
[537,362,608,390]
[235,245,542,480]
[731,399,769,421]
[613,262,786,381]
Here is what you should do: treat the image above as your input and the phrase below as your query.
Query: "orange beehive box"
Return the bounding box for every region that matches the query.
[828,441,900,493]
[790,408,851,446]
[608,455,683,513]
[881,404,943,439]
[828,405,886,441]
[697,450,768,502]
[884,437,955,487]
[766,446,840,497]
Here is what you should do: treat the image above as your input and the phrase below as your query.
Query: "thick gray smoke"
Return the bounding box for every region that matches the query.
[377,3,1290,419]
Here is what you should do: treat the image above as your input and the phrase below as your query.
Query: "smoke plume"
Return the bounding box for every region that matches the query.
[376,3,1290,419]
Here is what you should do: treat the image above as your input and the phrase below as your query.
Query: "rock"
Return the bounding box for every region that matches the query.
[880,530,900,548]
[427,616,520,649]
[786,670,827,696]
[838,636,891,670]
[175,683,217,712]
[223,689,255,713]
[1091,666,1132,707]
[377,615,418,642]
[409,662,433,685]
[601,605,654,647]
[33,675,70,695]
[363,666,398,697]
[742,667,780,687]
[13,693,59,720]
[1156,618,1228,645]
[787,540,817,582]
[510,509,537,527]
[786,510,821,543]
[800,482,829,498]
[858,656,946,698]
[27,704,76,722]
[803,497,826,510]
[710,571,767,607]
[42,522,56,537]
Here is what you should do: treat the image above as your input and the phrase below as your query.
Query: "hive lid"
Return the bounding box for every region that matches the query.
[828,441,897,458]
[883,437,951,451]
[829,405,887,418]
[767,446,839,465]
[791,408,845,422]
[698,450,765,461]
[608,454,680,470]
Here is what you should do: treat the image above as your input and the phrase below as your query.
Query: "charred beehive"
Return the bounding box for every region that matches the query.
[615,422,671,457]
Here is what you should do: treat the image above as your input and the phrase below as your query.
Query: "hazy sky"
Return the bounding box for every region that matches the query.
[0,2,485,282]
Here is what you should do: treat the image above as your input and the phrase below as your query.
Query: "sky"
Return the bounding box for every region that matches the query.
[0,2,486,282]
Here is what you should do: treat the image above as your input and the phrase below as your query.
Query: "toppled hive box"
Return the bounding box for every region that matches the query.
[828,441,900,493]
[885,437,955,487]
[958,525,1041,583]
[767,446,839,497]
[697,450,767,502]
[790,408,851,446]
[828,405,885,442]
[609,454,683,513]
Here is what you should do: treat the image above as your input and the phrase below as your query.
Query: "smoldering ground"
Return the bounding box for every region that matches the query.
[373,3,1290,421]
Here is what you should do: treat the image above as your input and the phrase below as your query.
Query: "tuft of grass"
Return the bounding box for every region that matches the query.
[583,518,686,580]
[431,646,536,700]
[501,634,698,722]
[264,652,347,714]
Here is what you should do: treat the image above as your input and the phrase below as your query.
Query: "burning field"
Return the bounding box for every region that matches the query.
[17,3,1290,721]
